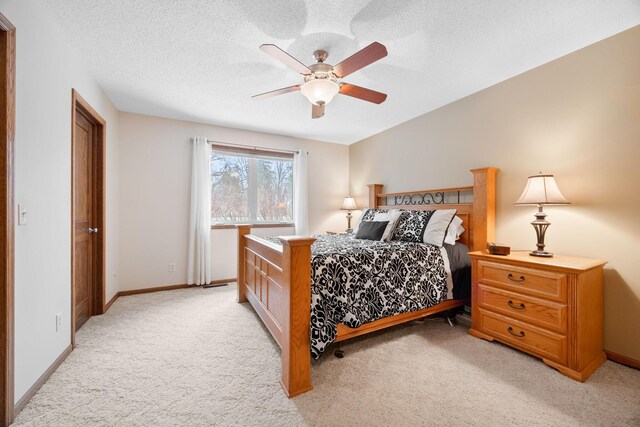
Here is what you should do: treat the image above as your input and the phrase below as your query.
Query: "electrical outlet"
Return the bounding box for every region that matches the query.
[169,263,176,273]
[55,313,62,332]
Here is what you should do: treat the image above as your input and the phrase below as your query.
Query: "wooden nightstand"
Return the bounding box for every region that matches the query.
[468,250,607,382]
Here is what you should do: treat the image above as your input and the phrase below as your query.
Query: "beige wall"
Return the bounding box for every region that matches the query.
[118,113,349,290]
[3,0,121,402]
[350,26,640,360]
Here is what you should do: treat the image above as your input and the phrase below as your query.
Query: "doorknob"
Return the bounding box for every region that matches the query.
[88,227,99,234]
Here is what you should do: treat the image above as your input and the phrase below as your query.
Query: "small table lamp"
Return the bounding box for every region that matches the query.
[341,197,358,232]
[515,173,570,257]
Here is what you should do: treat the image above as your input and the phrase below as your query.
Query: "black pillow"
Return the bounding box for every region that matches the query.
[355,220,389,241]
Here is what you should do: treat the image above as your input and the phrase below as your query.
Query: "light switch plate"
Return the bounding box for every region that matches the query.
[18,204,27,226]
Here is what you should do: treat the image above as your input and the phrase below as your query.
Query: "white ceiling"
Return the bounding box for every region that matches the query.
[39,1,640,144]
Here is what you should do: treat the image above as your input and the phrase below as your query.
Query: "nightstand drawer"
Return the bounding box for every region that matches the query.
[477,284,567,333]
[477,261,567,302]
[478,309,567,364]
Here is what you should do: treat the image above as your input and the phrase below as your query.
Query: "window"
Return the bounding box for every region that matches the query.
[210,146,294,225]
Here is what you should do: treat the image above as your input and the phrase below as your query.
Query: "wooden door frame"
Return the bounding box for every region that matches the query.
[0,12,15,427]
[71,89,106,347]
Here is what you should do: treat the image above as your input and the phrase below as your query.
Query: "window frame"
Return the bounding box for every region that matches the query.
[210,144,295,229]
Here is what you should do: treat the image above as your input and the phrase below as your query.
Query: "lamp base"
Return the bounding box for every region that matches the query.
[529,205,553,258]
[346,210,353,233]
[530,250,553,258]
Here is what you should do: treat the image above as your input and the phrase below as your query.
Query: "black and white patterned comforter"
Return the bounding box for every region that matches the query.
[266,234,448,359]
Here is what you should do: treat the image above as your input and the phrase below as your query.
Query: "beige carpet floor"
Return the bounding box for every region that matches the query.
[13,284,640,426]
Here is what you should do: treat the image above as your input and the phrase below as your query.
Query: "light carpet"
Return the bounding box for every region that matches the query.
[13,284,640,426]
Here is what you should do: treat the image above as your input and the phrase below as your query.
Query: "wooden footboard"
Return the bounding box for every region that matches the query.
[237,226,315,397]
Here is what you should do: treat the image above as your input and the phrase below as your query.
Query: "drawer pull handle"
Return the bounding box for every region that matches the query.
[507,273,525,282]
[507,327,525,338]
[508,300,526,310]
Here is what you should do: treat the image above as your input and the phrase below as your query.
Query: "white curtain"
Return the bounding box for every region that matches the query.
[187,136,212,285]
[293,150,309,235]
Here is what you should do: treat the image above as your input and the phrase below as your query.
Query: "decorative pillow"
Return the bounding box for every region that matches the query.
[424,209,458,247]
[353,208,387,233]
[391,210,433,242]
[444,216,464,245]
[449,225,465,244]
[373,210,402,241]
[351,209,367,234]
[355,220,389,241]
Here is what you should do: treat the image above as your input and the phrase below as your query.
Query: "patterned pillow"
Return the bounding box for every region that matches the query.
[391,210,434,242]
[353,208,388,233]
[361,208,386,222]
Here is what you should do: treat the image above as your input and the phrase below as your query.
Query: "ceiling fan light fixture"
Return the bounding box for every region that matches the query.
[254,42,388,118]
[300,79,339,106]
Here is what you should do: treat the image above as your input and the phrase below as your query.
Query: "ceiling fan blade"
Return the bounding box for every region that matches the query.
[339,83,387,104]
[252,85,301,101]
[312,103,325,119]
[260,44,312,75]
[332,42,388,78]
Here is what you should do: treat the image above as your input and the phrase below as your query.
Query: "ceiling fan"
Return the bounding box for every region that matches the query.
[252,42,388,119]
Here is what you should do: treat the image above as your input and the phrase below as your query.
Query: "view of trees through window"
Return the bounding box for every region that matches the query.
[210,150,293,224]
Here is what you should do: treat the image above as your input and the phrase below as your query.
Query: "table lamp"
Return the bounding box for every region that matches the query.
[341,197,357,232]
[514,173,570,257]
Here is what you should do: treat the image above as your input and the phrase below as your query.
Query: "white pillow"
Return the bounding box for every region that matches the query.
[423,209,457,247]
[352,208,369,234]
[444,216,464,245]
[373,210,402,241]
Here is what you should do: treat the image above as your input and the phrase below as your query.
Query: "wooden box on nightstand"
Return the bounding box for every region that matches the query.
[468,250,607,382]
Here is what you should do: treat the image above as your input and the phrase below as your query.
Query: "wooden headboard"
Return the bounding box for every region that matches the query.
[367,168,498,251]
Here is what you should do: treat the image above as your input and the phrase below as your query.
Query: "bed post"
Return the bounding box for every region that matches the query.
[368,184,383,208]
[470,168,499,251]
[279,235,315,397]
[236,225,251,303]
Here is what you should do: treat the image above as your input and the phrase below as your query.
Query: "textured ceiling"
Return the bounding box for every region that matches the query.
[39,1,640,144]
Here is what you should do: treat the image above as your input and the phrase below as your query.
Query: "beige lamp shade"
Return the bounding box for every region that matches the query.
[341,197,358,210]
[515,174,570,205]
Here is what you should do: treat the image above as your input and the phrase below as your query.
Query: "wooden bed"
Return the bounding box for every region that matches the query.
[236,167,498,397]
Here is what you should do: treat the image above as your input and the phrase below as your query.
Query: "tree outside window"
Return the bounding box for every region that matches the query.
[210,150,293,224]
